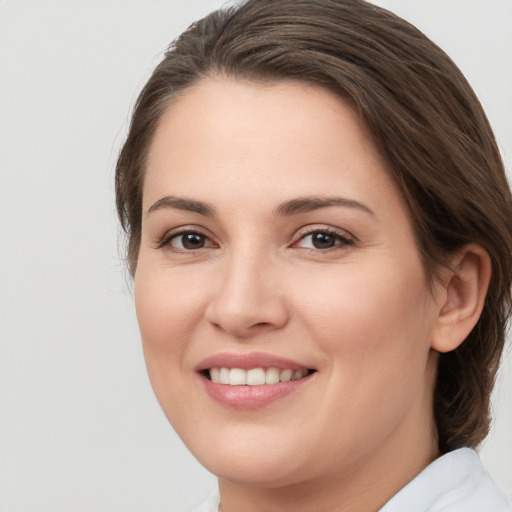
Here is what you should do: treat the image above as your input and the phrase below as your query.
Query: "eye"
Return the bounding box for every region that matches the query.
[160,230,216,251]
[294,229,353,251]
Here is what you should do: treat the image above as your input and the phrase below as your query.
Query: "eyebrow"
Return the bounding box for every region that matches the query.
[146,195,375,218]
[274,196,375,217]
[147,196,216,216]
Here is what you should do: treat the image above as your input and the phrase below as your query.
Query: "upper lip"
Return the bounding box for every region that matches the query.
[195,352,313,372]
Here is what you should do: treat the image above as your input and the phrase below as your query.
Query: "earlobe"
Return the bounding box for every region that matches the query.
[431,244,492,353]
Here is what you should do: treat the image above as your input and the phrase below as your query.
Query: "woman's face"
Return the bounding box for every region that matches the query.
[135,78,443,488]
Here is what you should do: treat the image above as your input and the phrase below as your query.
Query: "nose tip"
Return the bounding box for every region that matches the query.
[205,263,289,339]
[208,310,287,338]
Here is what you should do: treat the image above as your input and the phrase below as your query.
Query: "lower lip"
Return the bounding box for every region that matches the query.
[201,374,313,410]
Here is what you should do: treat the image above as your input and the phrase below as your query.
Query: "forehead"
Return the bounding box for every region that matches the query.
[143,77,401,215]
[148,77,374,164]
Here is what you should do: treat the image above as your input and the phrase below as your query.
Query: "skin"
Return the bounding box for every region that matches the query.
[134,78,489,512]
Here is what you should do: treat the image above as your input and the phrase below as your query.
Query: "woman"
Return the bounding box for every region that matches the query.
[115,0,512,510]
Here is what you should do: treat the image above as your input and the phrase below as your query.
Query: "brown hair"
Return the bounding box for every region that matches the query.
[116,0,512,451]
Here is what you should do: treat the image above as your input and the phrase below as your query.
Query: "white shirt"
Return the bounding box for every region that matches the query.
[194,448,512,511]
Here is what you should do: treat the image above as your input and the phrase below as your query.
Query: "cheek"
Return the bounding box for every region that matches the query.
[134,264,206,373]
[290,260,437,442]
[133,264,211,426]
[291,259,435,365]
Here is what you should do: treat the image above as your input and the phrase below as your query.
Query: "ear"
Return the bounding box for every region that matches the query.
[431,244,492,353]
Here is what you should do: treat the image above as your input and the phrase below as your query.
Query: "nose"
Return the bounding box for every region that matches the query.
[205,250,289,338]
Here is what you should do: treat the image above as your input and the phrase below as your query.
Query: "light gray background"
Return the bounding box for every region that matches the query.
[0,1,510,511]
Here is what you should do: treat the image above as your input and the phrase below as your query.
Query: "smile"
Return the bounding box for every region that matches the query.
[196,352,317,409]
[207,367,310,385]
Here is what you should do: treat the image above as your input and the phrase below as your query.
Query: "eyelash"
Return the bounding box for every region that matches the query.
[156,226,354,253]
[156,228,215,252]
[293,227,354,252]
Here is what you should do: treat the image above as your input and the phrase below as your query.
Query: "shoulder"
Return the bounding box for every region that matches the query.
[380,448,512,512]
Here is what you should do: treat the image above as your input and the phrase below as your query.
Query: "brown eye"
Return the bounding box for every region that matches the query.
[295,230,353,251]
[310,232,337,249]
[181,233,206,249]
[167,231,213,250]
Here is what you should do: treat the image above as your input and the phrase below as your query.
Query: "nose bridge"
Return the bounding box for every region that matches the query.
[206,240,288,337]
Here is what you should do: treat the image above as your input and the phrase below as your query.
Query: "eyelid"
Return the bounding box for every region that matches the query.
[155,225,217,250]
[291,225,355,250]
[294,224,354,239]
[153,224,354,252]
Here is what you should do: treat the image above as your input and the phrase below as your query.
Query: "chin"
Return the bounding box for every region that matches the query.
[185,429,308,488]
[206,457,303,488]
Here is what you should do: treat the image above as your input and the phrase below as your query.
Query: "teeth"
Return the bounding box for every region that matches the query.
[229,368,246,385]
[265,368,280,384]
[247,368,266,386]
[209,367,310,385]
[219,367,230,384]
[279,369,293,382]
[210,368,220,382]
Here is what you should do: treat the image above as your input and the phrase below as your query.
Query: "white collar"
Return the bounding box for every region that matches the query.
[380,448,512,511]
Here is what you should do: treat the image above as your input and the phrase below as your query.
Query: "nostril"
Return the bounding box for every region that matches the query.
[205,291,290,337]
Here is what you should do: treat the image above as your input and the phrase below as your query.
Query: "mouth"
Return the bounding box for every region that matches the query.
[202,367,314,385]
[196,352,317,409]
